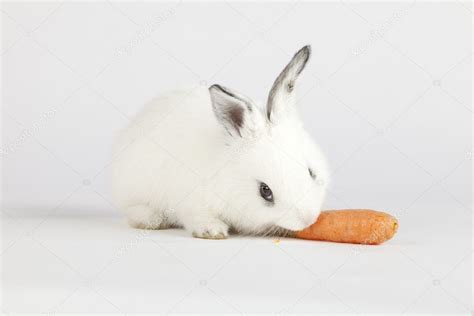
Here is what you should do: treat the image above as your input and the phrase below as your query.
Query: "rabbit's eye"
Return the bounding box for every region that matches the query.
[259,182,274,203]
[308,168,316,180]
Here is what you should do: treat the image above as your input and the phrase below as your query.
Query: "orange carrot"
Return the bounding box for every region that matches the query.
[295,209,398,245]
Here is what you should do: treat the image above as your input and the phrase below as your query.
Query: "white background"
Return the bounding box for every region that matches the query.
[1,1,472,314]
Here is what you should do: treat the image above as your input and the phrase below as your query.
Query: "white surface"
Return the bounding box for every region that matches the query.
[2,202,471,314]
[1,1,472,314]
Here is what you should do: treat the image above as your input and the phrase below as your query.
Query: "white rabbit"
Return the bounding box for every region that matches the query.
[111,45,329,239]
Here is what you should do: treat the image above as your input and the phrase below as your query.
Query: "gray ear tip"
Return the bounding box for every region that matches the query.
[299,45,311,59]
[209,84,222,92]
[209,84,231,96]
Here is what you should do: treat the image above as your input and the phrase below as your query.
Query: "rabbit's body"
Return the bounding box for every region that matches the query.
[112,87,248,233]
[112,46,330,239]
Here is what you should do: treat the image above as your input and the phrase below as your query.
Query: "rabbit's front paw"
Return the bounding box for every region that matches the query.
[191,220,229,239]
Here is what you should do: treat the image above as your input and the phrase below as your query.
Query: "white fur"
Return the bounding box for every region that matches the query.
[111,46,329,239]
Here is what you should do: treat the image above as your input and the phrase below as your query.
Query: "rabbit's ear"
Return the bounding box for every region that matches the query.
[210,84,264,138]
[266,45,311,123]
